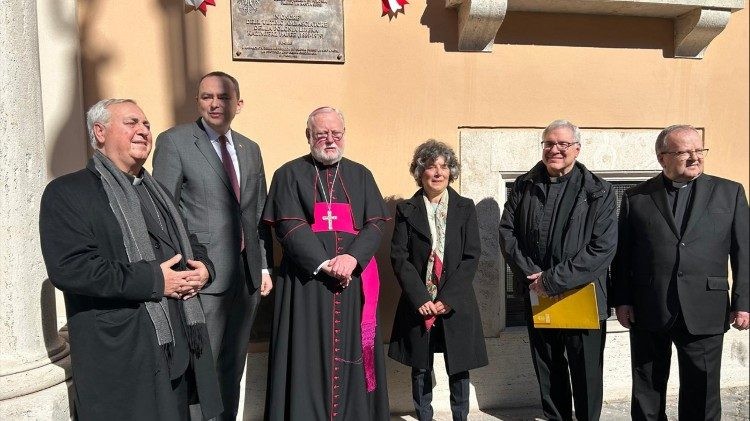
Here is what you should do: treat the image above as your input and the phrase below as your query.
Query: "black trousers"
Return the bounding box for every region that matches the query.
[526,318,607,421]
[629,315,724,421]
[411,320,471,421]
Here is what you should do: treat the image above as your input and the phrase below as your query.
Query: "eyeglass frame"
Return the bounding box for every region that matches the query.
[312,130,345,141]
[658,148,709,160]
[540,141,580,151]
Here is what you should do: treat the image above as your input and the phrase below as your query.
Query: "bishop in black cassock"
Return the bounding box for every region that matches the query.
[262,107,390,420]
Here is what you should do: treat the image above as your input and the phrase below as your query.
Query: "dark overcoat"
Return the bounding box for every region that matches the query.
[39,160,222,420]
[499,161,617,320]
[388,187,488,375]
[613,173,749,334]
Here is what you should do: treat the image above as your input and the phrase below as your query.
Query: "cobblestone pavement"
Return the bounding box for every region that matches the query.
[391,386,749,420]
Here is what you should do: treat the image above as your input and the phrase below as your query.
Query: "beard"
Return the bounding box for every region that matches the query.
[310,146,343,165]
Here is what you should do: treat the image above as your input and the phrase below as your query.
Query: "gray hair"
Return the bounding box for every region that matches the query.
[542,119,581,143]
[86,98,137,149]
[305,106,345,140]
[655,124,699,154]
[410,139,460,187]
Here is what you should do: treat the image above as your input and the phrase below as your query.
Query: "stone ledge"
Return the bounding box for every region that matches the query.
[445,0,744,58]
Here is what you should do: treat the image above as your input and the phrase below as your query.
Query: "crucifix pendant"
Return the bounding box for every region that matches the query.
[322,208,337,231]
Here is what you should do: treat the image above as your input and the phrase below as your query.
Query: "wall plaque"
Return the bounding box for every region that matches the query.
[231,0,344,63]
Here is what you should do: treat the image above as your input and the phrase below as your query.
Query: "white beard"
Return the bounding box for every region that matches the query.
[311,147,342,165]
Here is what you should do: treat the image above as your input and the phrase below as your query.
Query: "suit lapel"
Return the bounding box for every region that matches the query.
[682,174,713,238]
[443,187,462,259]
[439,188,464,292]
[193,121,233,195]
[234,131,251,205]
[648,175,679,238]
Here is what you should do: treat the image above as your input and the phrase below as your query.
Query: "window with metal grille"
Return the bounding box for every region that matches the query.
[504,180,639,327]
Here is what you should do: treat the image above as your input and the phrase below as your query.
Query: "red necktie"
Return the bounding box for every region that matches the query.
[219,135,244,251]
[424,252,443,331]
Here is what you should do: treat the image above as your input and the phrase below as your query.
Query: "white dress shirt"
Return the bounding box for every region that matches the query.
[202,118,241,183]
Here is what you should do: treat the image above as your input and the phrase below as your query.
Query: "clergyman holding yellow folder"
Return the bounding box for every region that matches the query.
[499,120,618,421]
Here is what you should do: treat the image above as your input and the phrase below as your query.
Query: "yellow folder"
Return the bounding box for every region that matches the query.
[531,283,600,329]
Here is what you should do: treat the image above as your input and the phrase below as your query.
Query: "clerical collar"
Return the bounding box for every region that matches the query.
[662,173,695,190]
[546,166,577,184]
[123,169,145,186]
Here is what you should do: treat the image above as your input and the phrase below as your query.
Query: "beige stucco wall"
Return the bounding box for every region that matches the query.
[72,1,749,197]
[66,0,750,342]
[27,1,747,416]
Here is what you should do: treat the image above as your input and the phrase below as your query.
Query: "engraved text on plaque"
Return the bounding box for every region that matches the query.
[231,0,344,63]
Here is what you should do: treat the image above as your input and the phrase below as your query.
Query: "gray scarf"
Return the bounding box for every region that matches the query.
[93,151,207,357]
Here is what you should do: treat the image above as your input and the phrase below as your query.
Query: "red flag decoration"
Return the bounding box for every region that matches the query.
[382,0,408,16]
[185,0,216,16]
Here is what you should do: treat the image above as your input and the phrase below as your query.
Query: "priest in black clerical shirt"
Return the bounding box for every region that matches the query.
[39,99,222,420]
[613,125,749,421]
[499,120,618,421]
[262,107,391,421]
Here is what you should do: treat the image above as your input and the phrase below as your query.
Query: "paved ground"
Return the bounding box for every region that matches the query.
[391,386,749,420]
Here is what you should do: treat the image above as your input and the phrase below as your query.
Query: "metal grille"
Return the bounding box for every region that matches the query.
[504,180,639,327]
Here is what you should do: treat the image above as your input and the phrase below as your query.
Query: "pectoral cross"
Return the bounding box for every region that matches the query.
[322,208,337,231]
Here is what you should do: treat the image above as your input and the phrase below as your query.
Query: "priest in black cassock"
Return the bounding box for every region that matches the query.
[262,107,391,420]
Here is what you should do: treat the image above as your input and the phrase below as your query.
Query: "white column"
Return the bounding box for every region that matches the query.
[0,1,72,418]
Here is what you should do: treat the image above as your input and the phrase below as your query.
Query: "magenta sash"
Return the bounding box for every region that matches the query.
[311,202,379,392]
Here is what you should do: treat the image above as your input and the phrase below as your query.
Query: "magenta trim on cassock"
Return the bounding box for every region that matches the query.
[311,202,379,392]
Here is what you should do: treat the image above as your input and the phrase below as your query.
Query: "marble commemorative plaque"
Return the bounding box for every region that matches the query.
[231,0,344,63]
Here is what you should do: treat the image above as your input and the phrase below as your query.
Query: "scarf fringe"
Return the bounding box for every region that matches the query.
[162,342,174,368]
[186,322,208,359]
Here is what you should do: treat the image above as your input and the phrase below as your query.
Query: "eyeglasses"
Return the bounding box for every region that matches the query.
[313,130,344,141]
[659,149,709,160]
[541,141,579,151]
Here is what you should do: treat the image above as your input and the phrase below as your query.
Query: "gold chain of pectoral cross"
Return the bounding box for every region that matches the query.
[316,161,340,231]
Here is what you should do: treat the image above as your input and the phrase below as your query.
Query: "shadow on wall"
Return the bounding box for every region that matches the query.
[45,0,88,178]
[157,0,206,125]
[420,0,674,56]
[79,0,204,134]
[473,197,504,335]
[78,0,108,125]
[377,196,405,344]
[419,0,460,51]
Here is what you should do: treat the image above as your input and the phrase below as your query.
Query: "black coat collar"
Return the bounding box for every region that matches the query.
[520,160,608,200]
[400,186,468,241]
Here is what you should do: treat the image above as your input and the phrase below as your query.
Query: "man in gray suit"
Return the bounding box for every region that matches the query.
[153,71,273,420]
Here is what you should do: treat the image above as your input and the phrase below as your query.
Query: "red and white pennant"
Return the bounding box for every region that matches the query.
[185,0,216,16]
[381,0,408,16]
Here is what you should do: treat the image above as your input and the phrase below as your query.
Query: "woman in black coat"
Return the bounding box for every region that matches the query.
[388,140,488,421]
